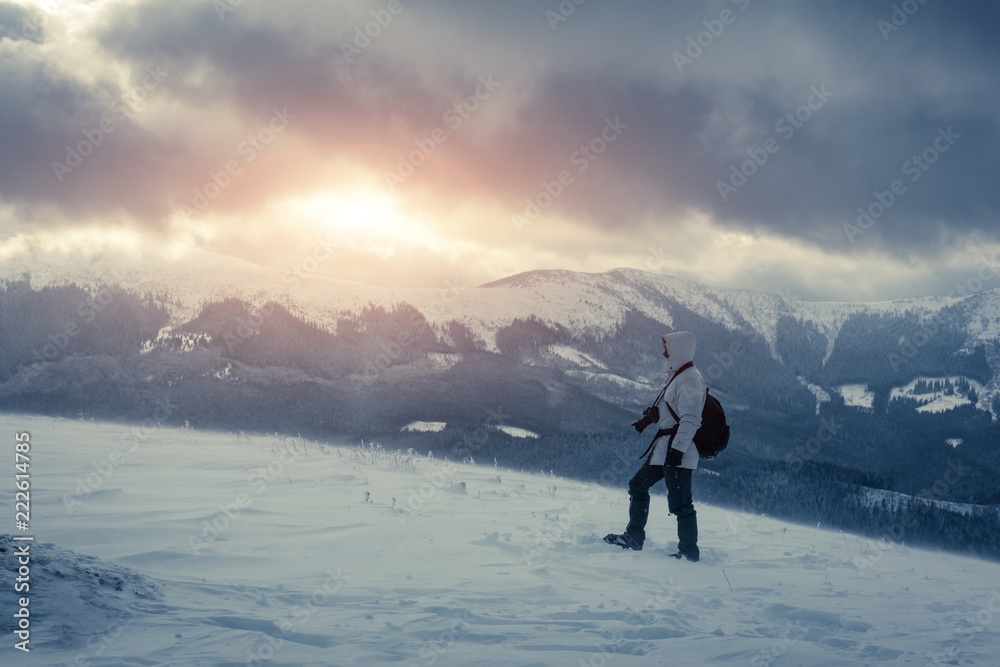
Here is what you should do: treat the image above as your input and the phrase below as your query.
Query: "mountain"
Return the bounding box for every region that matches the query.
[1,248,998,557]
[5,413,1000,666]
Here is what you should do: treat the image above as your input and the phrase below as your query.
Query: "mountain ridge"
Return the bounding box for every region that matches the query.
[2,246,999,557]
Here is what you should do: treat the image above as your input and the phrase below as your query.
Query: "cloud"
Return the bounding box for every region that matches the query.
[0,0,998,301]
[0,1,45,43]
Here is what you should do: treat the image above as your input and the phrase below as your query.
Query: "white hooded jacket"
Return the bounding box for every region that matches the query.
[648,331,706,470]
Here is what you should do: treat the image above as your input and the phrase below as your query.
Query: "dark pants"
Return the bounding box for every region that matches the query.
[625,462,699,558]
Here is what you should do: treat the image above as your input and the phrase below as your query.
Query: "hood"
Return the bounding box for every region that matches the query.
[662,331,696,374]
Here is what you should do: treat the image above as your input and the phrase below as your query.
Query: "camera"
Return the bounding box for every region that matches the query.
[630,405,659,434]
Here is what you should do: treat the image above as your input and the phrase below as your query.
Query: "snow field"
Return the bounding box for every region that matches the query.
[890,376,989,414]
[402,421,448,433]
[825,376,996,419]
[838,384,876,409]
[1,413,999,666]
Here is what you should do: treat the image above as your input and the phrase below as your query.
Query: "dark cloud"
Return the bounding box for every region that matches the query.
[0,49,183,225]
[438,0,1000,257]
[1,0,997,273]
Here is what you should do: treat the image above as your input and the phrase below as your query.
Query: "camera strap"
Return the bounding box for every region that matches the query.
[643,361,693,412]
[637,362,692,460]
[638,426,678,461]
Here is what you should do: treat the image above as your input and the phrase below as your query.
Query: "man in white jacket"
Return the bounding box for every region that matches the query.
[605,331,705,561]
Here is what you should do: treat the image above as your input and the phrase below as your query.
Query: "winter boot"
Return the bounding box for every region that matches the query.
[603,533,643,551]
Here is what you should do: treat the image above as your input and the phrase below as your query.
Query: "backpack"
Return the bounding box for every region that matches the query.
[662,390,730,460]
[639,361,731,461]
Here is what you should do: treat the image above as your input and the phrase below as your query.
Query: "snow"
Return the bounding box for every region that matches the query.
[891,376,988,414]
[402,421,447,433]
[838,384,875,409]
[493,425,539,439]
[917,395,972,414]
[799,377,831,415]
[425,353,463,371]
[6,248,992,366]
[3,413,1000,665]
[547,344,609,371]
[570,370,655,393]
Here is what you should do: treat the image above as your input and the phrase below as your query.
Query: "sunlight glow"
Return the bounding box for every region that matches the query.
[285,190,409,235]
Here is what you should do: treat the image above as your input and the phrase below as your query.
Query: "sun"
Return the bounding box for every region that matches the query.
[284,189,410,236]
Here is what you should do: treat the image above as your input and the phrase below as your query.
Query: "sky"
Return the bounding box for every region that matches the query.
[0,0,998,301]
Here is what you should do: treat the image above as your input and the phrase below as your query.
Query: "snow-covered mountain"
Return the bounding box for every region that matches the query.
[5,247,997,356]
[4,413,1000,666]
[4,246,998,401]
[2,247,999,561]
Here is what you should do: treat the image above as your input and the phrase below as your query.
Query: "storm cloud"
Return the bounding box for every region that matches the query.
[1,0,997,299]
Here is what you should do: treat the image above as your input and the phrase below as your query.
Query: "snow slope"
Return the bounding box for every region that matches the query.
[2,414,1000,666]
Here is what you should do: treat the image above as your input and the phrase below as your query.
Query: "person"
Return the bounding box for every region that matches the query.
[604,331,706,561]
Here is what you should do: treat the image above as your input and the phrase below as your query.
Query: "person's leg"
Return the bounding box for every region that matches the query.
[665,467,699,560]
[625,463,665,546]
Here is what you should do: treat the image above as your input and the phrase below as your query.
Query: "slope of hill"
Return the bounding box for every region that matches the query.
[4,413,1000,666]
